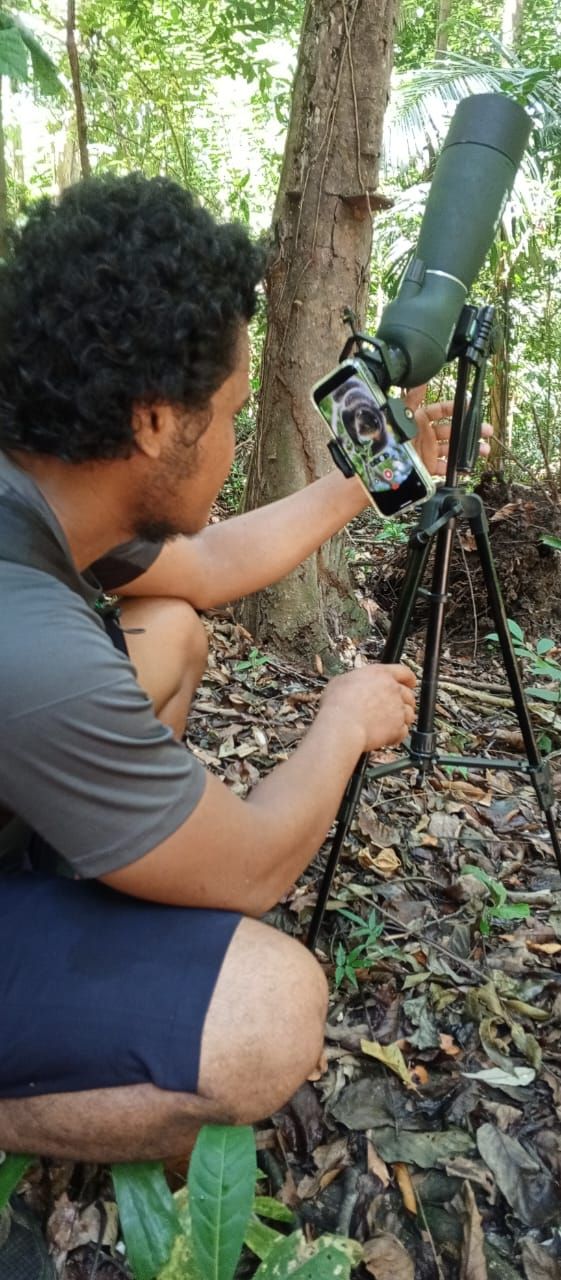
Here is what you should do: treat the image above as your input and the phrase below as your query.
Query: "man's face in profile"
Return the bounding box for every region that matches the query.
[131,325,251,543]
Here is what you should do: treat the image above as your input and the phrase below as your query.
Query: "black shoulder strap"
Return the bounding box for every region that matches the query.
[0,494,87,599]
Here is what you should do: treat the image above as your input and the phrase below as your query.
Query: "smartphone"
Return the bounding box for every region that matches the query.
[311,358,435,517]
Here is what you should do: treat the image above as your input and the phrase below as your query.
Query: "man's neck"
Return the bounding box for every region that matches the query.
[7,451,135,570]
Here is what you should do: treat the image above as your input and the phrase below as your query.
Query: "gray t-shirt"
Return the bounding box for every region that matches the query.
[0,452,206,877]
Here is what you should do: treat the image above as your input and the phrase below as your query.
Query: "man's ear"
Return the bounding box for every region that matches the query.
[131,403,176,459]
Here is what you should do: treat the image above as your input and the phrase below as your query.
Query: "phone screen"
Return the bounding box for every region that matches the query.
[312,362,431,516]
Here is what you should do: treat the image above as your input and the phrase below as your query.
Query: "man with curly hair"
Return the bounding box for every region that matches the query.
[0,174,482,1162]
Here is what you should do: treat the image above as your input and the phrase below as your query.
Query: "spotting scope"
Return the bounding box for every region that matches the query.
[374,93,532,388]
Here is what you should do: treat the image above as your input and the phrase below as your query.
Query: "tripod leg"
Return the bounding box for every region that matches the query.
[307,526,434,950]
[469,496,561,872]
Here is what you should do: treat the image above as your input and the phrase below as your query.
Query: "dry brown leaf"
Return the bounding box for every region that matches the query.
[361,1039,415,1088]
[490,502,519,522]
[521,1238,561,1278]
[393,1161,417,1214]
[439,1033,461,1056]
[440,780,492,802]
[307,1049,328,1082]
[363,1233,414,1280]
[410,1064,429,1086]
[366,1137,390,1188]
[445,1157,496,1202]
[358,847,401,876]
[46,1194,116,1258]
[527,941,561,956]
[459,1180,488,1280]
[297,1137,350,1200]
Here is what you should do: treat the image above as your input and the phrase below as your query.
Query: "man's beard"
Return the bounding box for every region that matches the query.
[131,409,208,543]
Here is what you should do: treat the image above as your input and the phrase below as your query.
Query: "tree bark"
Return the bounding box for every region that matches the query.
[66,0,91,179]
[487,0,524,467]
[435,0,453,54]
[242,0,397,665]
[488,273,510,472]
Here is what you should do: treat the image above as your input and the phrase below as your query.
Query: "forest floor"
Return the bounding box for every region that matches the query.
[10,480,561,1280]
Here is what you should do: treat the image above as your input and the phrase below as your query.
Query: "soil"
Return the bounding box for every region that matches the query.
[366,478,561,645]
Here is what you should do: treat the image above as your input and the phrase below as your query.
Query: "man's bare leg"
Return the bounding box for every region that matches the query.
[0,918,328,1162]
[120,596,208,739]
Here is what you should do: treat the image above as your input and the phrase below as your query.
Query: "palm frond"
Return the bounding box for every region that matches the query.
[384,42,561,175]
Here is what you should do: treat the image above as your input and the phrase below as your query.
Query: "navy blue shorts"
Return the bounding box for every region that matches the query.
[0,608,240,1099]
[0,872,240,1098]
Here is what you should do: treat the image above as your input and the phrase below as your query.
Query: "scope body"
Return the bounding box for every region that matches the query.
[377,94,532,386]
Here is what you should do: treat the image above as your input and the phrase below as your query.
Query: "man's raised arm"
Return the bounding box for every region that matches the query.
[117,467,369,610]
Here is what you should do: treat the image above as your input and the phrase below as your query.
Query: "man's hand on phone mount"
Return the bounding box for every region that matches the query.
[404,383,493,478]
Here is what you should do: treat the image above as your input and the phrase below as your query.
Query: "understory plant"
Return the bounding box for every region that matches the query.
[112,1127,362,1280]
[485,619,561,705]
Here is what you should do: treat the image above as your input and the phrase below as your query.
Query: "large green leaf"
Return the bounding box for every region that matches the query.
[112,1162,181,1280]
[253,1231,362,1277]
[11,14,64,97]
[0,26,28,81]
[188,1125,256,1280]
[0,1155,34,1211]
[0,12,64,95]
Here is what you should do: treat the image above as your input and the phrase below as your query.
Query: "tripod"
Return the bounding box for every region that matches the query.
[307,306,561,950]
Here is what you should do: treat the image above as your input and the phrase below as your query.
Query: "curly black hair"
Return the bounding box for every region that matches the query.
[0,173,265,461]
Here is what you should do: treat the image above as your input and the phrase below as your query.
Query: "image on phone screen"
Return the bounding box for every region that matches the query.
[313,363,432,515]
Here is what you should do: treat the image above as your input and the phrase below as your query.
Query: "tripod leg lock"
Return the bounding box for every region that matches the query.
[409,729,437,761]
[529,762,556,811]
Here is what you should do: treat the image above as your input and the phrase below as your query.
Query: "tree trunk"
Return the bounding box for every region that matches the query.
[487,0,524,468]
[0,79,8,258]
[501,0,524,46]
[435,0,453,54]
[66,0,91,179]
[488,274,510,472]
[242,0,397,665]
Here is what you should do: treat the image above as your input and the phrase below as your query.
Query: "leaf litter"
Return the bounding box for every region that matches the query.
[4,600,561,1279]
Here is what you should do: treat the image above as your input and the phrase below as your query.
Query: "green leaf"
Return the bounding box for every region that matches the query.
[8,12,64,96]
[0,26,28,81]
[540,534,561,550]
[536,637,556,655]
[492,902,531,921]
[188,1125,256,1280]
[244,1214,283,1261]
[461,864,505,904]
[253,1196,294,1223]
[112,1162,181,1280]
[253,1231,361,1277]
[0,1155,34,1211]
[507,618,525,642]
[527,687,561,702]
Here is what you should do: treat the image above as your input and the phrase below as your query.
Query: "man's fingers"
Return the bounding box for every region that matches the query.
[403,383,428,412]
[434,423,452,441]
[481,423,493,438]
[423,399,454,420]
[384,664,417,689]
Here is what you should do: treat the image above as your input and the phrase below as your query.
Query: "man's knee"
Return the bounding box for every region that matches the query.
[197,919,328,1124]
[164,598,209,683]
[121,595,209,709]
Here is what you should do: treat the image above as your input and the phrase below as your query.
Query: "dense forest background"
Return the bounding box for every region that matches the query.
[1,6,561,1280]
[1,0,559,478]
